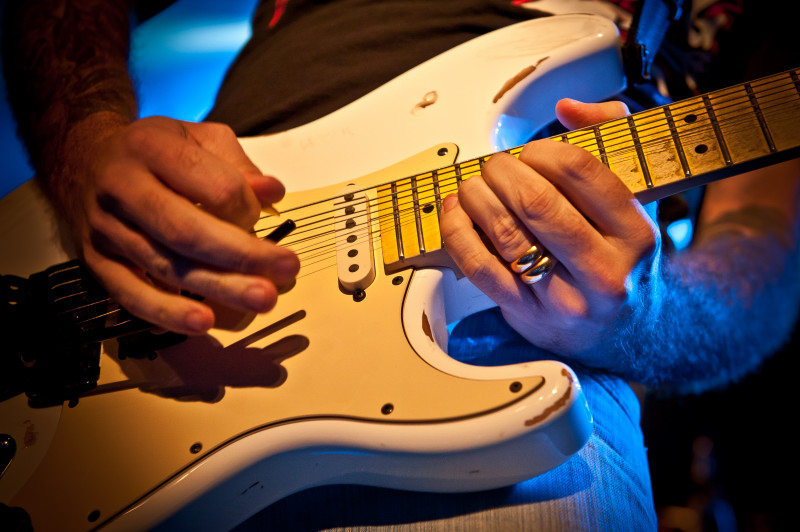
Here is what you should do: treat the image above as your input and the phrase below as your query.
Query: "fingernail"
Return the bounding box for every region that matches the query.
[245,284,269,311]
[442,193,459,213]
[186,309,211,334]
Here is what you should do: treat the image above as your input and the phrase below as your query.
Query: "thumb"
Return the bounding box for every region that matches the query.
[555,98,630,130]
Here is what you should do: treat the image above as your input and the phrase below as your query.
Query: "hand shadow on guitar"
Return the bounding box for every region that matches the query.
[95,310,309,404]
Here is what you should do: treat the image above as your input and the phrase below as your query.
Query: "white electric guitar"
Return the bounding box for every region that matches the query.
[1,14,799,532]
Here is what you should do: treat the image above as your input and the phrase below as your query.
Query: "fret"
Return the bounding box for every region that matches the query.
[702,95,732,165]
[621,107,686,194]
[669,96,727,177]
[377,69,800,266]
[432,168,442,218]
[627,116,652,188]
[416,172,445,253]
[756,71,800,152]
[708,83,772,164]
[457,157,483,180]
[745,82,777,153]
[592,126,609,167]
[663,106,692,178]
[391,182,404,260]
[595,117,642,190]
[410,175,425,253]
[563,127,600,160]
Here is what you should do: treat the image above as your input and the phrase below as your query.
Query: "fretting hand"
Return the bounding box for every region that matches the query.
[440,100,660,370]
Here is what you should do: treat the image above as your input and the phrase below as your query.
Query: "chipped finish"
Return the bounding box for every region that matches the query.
[493,57,549,104]
[413,91,438,113]
[421,310,434,342]
[523,369,572,427]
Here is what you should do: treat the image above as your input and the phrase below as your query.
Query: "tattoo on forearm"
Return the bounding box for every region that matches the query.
[2,0,137,179]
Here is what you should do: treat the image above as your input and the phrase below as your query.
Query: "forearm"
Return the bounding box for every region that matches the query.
[616,166,800,393]
[2,0,136,203]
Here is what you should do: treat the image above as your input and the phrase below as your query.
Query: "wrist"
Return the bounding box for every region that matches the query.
[42,111,132,221]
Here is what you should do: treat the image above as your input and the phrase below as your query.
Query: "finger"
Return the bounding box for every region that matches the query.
[478,151,612,273]
[456,174,538,262]
[98,169,300,285]
[85,247,215,335]
[439,193,536,308]
[516,140,652,241]
[90,213,283,315]
[555,98,630,130]
[183,121,286,206]
[128,118,261,229]
[245,173,286,207]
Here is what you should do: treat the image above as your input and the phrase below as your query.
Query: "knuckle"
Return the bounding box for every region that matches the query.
[203,121,237,141]
[490,215,525,252]
[123,122,153,148]
[146,252,176,282]
[518,182,562,223]
[560,299,590,323]
[588,262,630,303]
[482,151,514,175]
[232,244,263,274]
[563,144,605,181]
[458,252,498,290]
[149,208,198,252]
[209,176,245,208]
[635,222,661,257]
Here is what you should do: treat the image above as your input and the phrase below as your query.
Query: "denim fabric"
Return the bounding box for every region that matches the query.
[236,308,657,531]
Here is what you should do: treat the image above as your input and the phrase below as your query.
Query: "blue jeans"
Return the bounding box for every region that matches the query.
[236,308,657,531]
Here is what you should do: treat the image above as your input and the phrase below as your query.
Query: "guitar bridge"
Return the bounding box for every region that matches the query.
[0,260,181,407]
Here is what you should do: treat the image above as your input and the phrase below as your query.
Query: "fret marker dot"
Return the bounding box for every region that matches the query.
[694,144,708,154]
[684,114,698,123]
[422,204,434,213]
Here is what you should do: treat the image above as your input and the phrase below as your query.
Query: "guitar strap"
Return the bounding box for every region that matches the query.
[622,0,685,85]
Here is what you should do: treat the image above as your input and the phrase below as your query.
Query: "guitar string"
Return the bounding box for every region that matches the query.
[256,72,800,239]
[258,80,800,254]
[58,77,800,327]
[57,78,800,319]
[57,72,800,328]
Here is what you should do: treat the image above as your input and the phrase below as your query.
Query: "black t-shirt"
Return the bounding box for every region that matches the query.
[205,0,548,136]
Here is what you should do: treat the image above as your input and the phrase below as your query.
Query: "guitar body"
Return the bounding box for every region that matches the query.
[0,15,626,531]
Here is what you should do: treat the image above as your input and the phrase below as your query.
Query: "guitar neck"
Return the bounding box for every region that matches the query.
[378,68,800,268]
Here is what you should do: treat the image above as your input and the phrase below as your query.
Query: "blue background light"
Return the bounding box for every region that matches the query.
[0,0,257,198]
[666,218,693,251]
